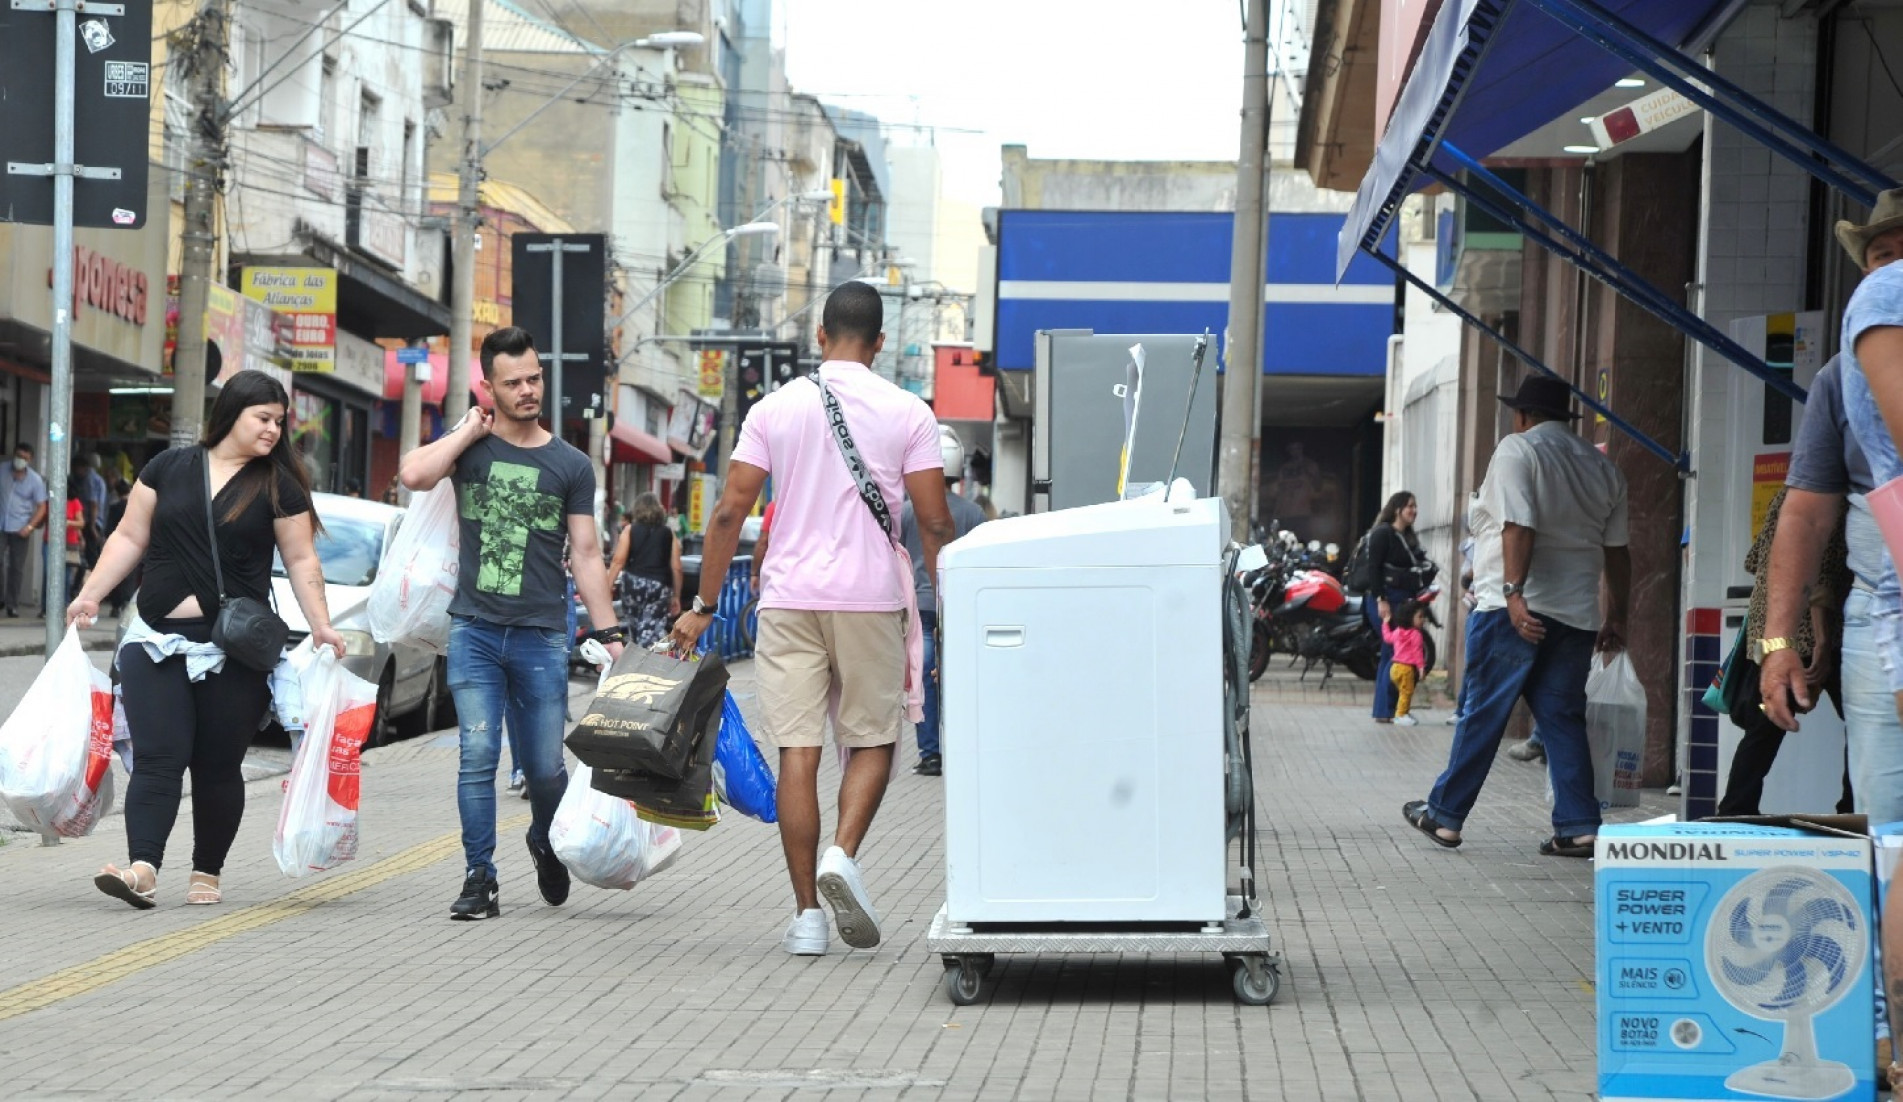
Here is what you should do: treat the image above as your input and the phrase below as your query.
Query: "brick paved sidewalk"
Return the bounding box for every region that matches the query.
[0,666,1657,1100]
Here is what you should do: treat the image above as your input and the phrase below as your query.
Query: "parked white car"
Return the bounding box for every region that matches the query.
[272,493,452,744]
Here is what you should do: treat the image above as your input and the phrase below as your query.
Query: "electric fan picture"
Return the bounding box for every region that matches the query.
[1703,866,1867,1100]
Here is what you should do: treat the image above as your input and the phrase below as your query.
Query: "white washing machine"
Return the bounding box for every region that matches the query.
[938,494,1228,925]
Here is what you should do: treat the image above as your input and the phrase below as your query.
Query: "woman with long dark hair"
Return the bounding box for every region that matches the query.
[67,370,344,908]
[606,491,683,648]
[1363,491,1435,722]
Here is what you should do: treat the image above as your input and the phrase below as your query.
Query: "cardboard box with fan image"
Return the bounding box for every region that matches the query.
[1596,817,1876,1102]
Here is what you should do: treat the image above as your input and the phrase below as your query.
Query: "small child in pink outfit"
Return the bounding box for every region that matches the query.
[1383,601,1428,726]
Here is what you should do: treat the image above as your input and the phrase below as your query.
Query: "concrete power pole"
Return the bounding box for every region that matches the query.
[1218,0,1270,538]
[444,0,484,427]
[170,0,231,449]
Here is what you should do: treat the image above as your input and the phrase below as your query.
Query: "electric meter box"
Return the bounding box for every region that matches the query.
[1595,820,1875,1102]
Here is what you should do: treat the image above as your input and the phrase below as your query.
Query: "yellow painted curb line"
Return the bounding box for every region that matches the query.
[0,812,532,1023]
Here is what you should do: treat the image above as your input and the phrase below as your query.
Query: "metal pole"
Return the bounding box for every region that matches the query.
[171,0,227,451]
[44,0,78,654]
[398,343,424,505]
[550,244,564,440]
[444,0,483,427]
[1218,0,1270,536]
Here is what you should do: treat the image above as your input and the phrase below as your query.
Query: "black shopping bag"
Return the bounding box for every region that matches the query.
[566,647,728,780]
[588,704,721,830]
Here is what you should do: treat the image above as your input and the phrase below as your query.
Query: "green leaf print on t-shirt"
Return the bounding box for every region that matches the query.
[460,460,562,596]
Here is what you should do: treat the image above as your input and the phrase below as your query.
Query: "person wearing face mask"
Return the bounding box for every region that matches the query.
[1,442,49,618]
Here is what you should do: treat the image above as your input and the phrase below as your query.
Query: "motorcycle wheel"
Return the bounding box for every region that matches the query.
[1249,622,1271,682]
[1422,632,1438,679]
[1344,652,1380,682]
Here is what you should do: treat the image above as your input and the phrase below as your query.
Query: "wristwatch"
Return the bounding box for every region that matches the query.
[1759,636,1794,660]
[1501,581,1526,599]
[691,594,712,616]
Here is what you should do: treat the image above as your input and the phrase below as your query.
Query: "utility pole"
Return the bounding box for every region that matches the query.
[170,0,231,450]
[444,0,483,427]
[1218,0,1270,537]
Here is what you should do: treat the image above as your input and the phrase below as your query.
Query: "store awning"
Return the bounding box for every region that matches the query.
[1336,0,1898,468]
[1339,0,1737,280]
[609,420,671,465]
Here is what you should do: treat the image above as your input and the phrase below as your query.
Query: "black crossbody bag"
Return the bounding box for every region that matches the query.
[201,448,290,671]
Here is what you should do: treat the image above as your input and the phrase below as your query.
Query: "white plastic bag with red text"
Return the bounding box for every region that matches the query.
[1585,651,1645,809]
[367,478,459,655]
[0,626,115,837]
[275,646,378,876]
[550,763,684,890]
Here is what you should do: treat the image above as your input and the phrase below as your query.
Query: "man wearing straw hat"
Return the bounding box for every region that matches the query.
[1758,190,1903,826]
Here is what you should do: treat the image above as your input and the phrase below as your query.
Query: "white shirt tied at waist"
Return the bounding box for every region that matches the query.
[1468,420,1629,633]
[118,612,228,681]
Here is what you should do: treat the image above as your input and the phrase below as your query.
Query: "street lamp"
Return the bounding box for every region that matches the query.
[609,220,781,349]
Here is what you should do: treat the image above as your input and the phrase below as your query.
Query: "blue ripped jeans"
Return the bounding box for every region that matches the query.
[446,615,571,878]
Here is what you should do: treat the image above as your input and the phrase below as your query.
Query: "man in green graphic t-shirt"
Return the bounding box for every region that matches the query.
[400,326,624,921]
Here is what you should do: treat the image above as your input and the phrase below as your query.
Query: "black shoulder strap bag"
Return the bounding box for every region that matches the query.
[201,448,290,671]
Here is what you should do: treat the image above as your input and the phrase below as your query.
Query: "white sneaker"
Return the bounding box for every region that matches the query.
[782,908,830,956]
[1393,715,1419,727]
[1444,714,1461,726]
[816,845,883,949]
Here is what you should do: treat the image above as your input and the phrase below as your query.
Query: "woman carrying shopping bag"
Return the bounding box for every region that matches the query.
[66,370,343,909]
[606,492,683,648]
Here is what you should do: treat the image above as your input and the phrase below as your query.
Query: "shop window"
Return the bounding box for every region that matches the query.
[292,390,336,493]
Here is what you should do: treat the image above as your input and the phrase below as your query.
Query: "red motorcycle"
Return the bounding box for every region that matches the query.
[1248,543,1439,683]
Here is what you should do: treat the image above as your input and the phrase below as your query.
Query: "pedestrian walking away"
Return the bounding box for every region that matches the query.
[1383,599,1428,727]
[66,370,344,909]
[606,492,683,648]
[901,427,988,777]
[672,281,955,956]
[1402,373,1630,858]
[1763,191,1903,827]
[399,325,626,921]
[1,442,49,617]
[1355,491,1436,722]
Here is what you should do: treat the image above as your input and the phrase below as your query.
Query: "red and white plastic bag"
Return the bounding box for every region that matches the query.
[0,625,115,838]
[274,645,378,876]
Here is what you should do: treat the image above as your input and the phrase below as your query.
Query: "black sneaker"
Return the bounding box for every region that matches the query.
[449,870,500,920]
[913,754,942,777]
[527,836,570,906]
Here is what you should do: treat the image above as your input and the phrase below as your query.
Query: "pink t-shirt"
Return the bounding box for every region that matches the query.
[733,361,942,612]
[1383,623,1426,670]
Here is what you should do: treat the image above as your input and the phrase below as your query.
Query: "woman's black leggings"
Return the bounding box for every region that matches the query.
[118,618,272,875]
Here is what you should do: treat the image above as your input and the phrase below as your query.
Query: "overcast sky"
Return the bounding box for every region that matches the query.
[781,0,1250,207]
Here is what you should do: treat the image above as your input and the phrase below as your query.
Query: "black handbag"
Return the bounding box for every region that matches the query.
[201,448,289,671]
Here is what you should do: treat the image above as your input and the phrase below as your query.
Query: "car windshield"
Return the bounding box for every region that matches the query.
[273,514,387,587]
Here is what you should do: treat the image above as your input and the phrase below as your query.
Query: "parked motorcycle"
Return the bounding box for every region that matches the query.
[1244,532,1439,684]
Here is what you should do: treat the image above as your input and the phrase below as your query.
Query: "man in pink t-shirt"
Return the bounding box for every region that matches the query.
[673,281,954,957]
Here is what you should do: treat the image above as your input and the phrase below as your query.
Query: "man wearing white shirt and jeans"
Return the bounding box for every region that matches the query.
[1404,375,1631,857]
[673,282,955,955]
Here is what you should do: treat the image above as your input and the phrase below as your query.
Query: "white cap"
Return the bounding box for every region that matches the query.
[938,425,965,477]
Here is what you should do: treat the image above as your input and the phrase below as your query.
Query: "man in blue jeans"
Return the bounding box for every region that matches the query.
[400,326,624,919]
[1403,375,1630,857]
[1761,192,1903,827]
[900,428,986,777]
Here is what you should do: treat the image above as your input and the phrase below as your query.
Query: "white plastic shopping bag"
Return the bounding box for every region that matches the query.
[1585,650,1645,809]
[274,646,378,876]
[549,763,683,890]
[367,478,460,655]
[0,625,115,837]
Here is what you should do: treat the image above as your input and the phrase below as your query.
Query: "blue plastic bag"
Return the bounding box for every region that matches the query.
[712,691,777,823]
